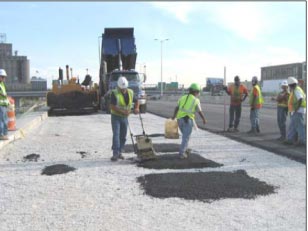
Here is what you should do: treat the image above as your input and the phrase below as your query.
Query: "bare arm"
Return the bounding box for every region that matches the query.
[172,106,179,120]
[198,111,207,124]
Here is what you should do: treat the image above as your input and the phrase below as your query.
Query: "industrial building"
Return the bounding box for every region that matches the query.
[261,62,306,93]
[0,38,30,85]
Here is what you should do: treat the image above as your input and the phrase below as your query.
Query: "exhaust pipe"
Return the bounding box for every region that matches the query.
[66,65,69,80]
[117,39,123,71]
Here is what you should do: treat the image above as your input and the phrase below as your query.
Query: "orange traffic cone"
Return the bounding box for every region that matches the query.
[7,97,16,131]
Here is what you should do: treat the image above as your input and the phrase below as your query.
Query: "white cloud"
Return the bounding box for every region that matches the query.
[151,2,274,41]
[151,2,194,23]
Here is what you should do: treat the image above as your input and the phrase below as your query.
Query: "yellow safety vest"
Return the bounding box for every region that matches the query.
[288,86,306,112]
[249,85,264,107]
[176,94,199,120]
[111,88,133,117]
[0,82,9,106]
[277,91,289,108]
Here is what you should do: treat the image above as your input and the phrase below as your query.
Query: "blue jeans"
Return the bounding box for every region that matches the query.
[250,108,260,129]
[111,114,128,157]
[277,106,288,138]
[0,106,8,136]
[287,112,306,144]
[229,105,242,128]
[178,117,193,156]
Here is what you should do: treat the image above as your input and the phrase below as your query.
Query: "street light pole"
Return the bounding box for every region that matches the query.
[155,38,169,97]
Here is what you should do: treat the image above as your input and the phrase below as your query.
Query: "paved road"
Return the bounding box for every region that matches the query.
[147,99,306,163]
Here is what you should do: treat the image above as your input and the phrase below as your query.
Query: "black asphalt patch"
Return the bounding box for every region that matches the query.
[137,153,223,169]
[137,170,277,202]
[23,154,40,162]
[41,164,76,176]
[76,151,88,158]
[125,143,180,153]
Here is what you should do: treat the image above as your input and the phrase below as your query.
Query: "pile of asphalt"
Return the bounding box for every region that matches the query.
[137,153,223,169]
[41,164,76,176]
[125,143,180,153]
[138,170,277,202]
[23,154,40,162]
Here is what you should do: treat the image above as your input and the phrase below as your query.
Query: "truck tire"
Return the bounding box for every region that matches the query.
[139,104,147,114]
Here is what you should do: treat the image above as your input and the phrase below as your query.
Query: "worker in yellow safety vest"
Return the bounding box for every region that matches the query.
[172,83,207,159]
[276,80,289,141]
[283,77,306,146]
[110,76,139,161]
[0,69,9,140]
[247,76,264,134]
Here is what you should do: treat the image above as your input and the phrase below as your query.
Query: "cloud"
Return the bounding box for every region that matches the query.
[151,2,194,23]
[151,2,273,41]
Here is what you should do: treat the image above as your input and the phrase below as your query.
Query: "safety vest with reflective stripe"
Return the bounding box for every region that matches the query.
[111,88,133,117]
[288,86,306,112]
[249,85,264,108]
[277,91,289,108]
[229,84,247,105]
[176,94,199,120]
[0,82,9,106]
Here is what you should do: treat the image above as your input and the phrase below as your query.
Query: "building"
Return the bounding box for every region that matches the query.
[31,76,47,91]
[0,42,30,85]
[261,62,306,93]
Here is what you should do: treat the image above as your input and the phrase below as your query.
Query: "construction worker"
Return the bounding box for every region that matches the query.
[172,83,207,159]
[276,80,289,140]
[284,77,306,146]
[247,76,264,134]
[0,69,9,140]
[223,75,248,132]
[110,76,139,161]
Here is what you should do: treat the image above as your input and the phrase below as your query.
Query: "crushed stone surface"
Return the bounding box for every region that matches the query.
[0,113,305,231]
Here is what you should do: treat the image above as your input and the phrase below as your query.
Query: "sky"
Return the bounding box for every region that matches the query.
[0,1,306,88]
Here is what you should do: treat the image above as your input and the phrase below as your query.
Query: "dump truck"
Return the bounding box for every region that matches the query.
[99,28,147,113]
[46,65,98,115]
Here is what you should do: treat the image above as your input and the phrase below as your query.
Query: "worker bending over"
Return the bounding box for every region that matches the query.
[172,83,207,159]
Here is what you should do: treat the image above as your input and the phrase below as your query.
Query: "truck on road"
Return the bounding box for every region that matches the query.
[99,28,147,113]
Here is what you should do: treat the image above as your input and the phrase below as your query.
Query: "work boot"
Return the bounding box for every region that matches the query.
[118,154,124,160]
[247,128,257,134]
[283,140,293,145]
[179,153,188,159]
[233,128,239,132]
[256,125,260,133]
[276,136,285,141]
[110,156,118,161]
[0,135,9,140]
[227,127,233,132]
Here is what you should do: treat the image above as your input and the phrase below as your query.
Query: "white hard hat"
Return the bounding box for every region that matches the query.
[281,80,288,86]
[287,76,298,85]
[117,76,128,89]
[0,69,7,77]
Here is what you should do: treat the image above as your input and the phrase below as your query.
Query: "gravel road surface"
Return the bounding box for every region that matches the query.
[0,113,305,231]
